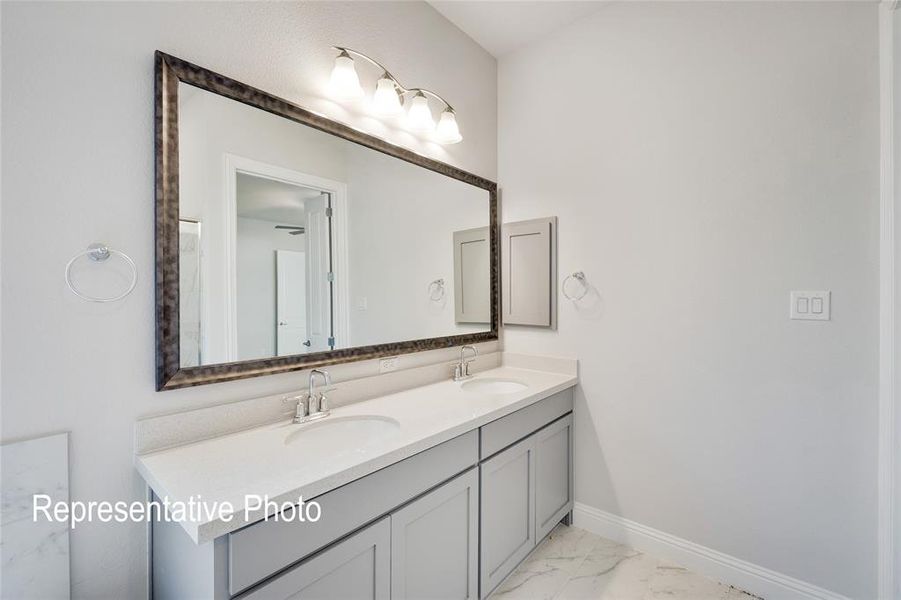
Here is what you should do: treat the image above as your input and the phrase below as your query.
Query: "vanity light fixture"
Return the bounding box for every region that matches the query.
[328,46,463,144]
[328,49,364,100]
[407,92,436,132]
[435,108,462,144]
[372,75,404,116]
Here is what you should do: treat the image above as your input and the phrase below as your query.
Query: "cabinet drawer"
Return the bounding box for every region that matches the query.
[229,430,478,595]
[480,388,572,459]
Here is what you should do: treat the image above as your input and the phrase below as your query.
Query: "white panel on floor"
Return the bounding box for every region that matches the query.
[0,432,71,599]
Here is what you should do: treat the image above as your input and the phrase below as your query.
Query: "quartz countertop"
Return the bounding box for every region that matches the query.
[135,365,577,543]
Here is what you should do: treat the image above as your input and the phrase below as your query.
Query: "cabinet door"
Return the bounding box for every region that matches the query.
[501,217,556,327]
[534,414,574,541]
[239,518,389,600]
[479,436,536,598]
[391,468,479,600]
[453,227,491,324]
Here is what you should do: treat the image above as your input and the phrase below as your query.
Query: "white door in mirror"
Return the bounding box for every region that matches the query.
[790,291,831,320]
[276,250,307,355]
[305,193,334,351]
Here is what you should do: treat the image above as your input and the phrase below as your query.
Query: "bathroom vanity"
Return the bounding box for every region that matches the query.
[144,53,573,599]
[138,362,576,599]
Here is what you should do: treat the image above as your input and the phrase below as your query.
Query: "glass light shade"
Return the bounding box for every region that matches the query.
[329,53,363,100]
[372,77,404,116]
[435,109,462,144]
[407,93,435,132]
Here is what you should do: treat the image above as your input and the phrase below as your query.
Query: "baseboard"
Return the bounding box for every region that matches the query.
[573,503,851,600]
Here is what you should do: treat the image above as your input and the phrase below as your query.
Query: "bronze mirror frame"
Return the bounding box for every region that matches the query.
[155,51,498,391]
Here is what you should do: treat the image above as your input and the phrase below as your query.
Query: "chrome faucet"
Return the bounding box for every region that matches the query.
[454,345,478,382]
[293,369,332,423]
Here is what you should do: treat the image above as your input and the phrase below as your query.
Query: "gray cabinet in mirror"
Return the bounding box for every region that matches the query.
[155,52,498,389]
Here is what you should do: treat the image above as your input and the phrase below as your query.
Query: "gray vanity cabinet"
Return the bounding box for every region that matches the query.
[479,436,537,598]
[151,389,575,600]
[478,390,574,599]
[239,517,390,600]
[391,468,479,600]
[534,414,574,541]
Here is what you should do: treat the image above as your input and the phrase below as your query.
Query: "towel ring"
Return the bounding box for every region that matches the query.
[562,271,589,301]
[65,243,137,303]
[428,278,446,301]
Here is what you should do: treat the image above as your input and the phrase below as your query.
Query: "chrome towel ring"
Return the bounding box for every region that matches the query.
[65,243,137,303]
[562,271,589,301]
[428,278,446,301]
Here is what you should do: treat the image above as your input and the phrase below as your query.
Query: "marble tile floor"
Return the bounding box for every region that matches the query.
[490,524,761,600]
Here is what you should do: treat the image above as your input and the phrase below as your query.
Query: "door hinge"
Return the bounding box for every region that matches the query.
[327,336,335,347]
[327,271,335,282]
[325,207,333,218]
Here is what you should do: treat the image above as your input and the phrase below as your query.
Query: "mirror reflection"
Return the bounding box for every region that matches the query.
[177,83,490,367]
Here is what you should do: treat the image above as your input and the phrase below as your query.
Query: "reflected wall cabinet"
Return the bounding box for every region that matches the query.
[454,227,491,324]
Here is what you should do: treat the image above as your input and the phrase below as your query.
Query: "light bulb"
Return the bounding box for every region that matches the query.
[435,108,462,144]
[372,75,404,116]
[407,92,435,132]
[329,50,363,100]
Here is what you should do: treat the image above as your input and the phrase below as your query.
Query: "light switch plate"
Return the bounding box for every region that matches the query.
[790,291,830,321]
[379,357,399,373]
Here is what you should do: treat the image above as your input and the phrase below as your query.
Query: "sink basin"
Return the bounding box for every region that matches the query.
[284,415,401,452]
[460,378,529,395]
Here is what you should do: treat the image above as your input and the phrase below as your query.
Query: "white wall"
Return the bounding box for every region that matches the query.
[236,218,306,360]
[499,3,878,598]
[345,144,489,346]
[0,2,496,598]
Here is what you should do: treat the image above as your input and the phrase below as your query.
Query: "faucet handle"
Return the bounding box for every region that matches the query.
[291,394,309,422]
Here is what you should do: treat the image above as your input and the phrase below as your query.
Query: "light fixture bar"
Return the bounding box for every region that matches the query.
[331,46,456,111]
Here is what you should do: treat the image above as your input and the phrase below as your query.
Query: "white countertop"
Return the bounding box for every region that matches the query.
[136,365,577,543]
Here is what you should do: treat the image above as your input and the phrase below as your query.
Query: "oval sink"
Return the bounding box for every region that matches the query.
[460,378,529,395]
[284,415,401,451]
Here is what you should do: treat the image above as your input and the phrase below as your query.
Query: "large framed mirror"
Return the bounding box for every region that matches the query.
[155,52,498,390]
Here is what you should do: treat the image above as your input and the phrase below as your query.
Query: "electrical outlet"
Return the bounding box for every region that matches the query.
[379,357,399,373]
[790,291,830,321]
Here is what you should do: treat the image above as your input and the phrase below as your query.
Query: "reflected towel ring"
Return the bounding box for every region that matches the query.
[428,278,446,301]
[65,243,137,303]
[562,271,589,301]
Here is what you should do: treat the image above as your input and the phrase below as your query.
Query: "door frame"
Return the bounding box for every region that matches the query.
[223,154,350,361]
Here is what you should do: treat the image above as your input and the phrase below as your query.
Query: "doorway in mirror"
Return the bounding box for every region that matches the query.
[232,168,339,361]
